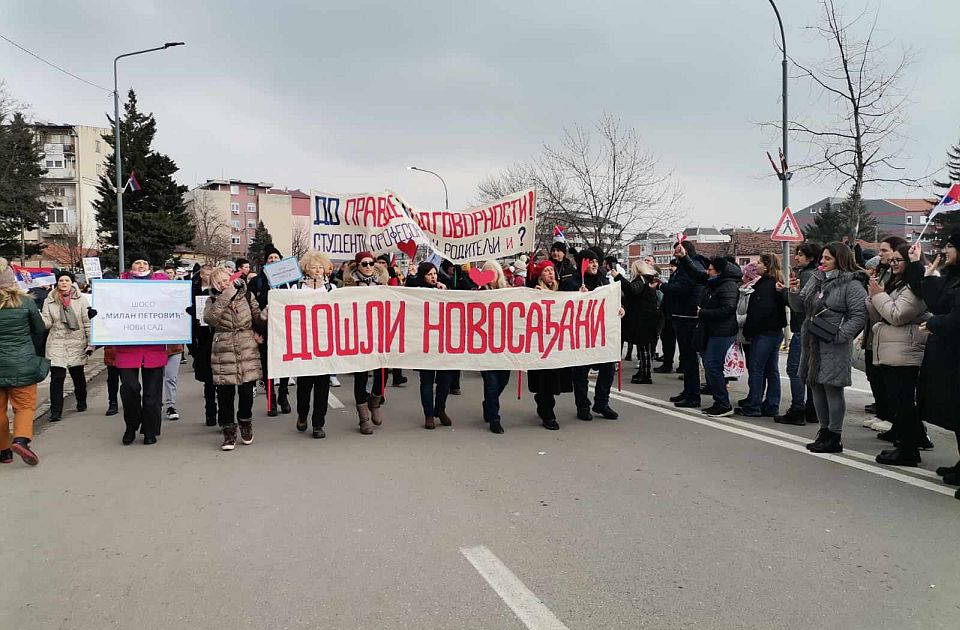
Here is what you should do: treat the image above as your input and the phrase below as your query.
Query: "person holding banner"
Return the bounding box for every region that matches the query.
[571,249,619,421]
[0,258,48,466]
[204,267,265,450]
[117,253,170,446]
[406,261,455,430]
[477,260,512,434]
[376,255,409,387]
[40,270,92,422]
[293,252,335,439]
[527,262,572,430]
[344,251,390,435]
[249,245,292,417]
[786,242,868,454]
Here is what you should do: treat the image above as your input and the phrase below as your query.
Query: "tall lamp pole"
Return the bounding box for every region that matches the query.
[407,165,449,210]
[768,0,792,288]
[113,42,184,270]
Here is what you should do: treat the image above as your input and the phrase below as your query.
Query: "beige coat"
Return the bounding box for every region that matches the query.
[203,285,263,386]
[866,284,929,367]
[41,286,90,368]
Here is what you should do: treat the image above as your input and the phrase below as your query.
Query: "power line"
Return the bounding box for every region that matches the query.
[0,33,111,93]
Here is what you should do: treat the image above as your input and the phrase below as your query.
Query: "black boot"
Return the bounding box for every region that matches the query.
[653,363,674,374]
[49,407,63,422]
[808,429,842,453]
[267,388,278,417]
[936,460,960,477]
[278,388,291,414]
[105,401,119,417]
[806,428,828,451]
[774,408,806,426]
[875,447,920,467]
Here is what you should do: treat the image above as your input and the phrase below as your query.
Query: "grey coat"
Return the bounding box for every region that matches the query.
[788,269,868,387]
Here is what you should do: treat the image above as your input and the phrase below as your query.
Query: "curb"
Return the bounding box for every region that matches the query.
[33,354,109,426]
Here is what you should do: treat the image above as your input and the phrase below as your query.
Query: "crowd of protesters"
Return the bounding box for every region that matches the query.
[1,233,958,502]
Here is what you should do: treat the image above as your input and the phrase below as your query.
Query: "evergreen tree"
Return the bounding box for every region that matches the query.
[802,191,878,244]
[247,221,274,268]
[0,111,49,261]
[95,90,193,270]
[931,139,960,241]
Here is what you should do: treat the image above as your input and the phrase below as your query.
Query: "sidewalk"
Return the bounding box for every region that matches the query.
[32,348,108,424]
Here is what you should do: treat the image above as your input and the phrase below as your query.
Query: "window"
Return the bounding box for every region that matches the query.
[231,236,241,245]
[47,207,67,224]
[230,184,239,195]
[247,203,256,213]
[95,141,101,153]
[231,202,240,214]
[738,258,751,265]
[45,159,65,169]
[247,185,256,196]
[247,220,256,229]
[920,215,927,224]
[810,208,817,214]
[232,219,241,230]
[906,234,913,242]
[49,186,66,197]
[906,215,913,225]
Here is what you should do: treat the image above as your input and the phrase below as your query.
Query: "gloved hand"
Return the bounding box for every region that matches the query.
[185,305,195,316]
[87,307,98,319]
[233,278,245,290]
[84,345,95,356]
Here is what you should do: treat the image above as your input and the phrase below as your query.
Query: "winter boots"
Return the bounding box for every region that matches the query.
[357,404,374,435]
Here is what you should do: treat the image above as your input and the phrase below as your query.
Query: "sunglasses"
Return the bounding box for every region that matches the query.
[359,261,375,267]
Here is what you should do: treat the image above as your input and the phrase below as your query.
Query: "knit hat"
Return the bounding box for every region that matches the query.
[741,263,759,282]
[864,256,881,270]
[55,269,76,284]
[223,260,237,272]
[127,251,150,267]
[550,241,567,254]
[354,251,374,265]
[0,257,17,289]
[946,233,960,250]
[264,244,283,260]
[709,256,729,275]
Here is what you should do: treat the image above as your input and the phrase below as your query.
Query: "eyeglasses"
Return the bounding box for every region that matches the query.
[890,258,905,264]
[359,261,375,267]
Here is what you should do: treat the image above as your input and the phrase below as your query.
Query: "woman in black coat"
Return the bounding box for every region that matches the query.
[915,234,960,488]
[526,263,574,430]
[614,259,661,384]
[738,253,788,417]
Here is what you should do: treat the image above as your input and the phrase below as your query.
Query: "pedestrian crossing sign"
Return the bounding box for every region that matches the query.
[771,207,803,242]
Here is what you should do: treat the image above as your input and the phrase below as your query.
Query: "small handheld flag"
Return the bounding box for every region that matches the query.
[126,171,142,192]
[580,257,590,283]
[553,225,566,242]
[928,184,960,221]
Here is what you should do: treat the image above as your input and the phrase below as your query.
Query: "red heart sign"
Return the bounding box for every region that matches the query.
[397,240,418,259]
[468,267,496,286]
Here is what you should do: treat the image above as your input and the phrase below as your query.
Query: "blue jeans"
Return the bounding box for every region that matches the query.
[573,363,615,411]
[785,332,805,411]
[481,370,511,421]
[418,370,454,417]
[741,333,783,415]
[702,336,735,408]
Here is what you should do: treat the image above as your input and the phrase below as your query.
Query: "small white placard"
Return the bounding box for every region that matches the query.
[195,295,210,326]
[82,257,103,280]
[263,257,303,288]
[90,279,192,345]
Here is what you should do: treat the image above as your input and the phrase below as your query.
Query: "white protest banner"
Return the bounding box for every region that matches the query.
[309,188,537,264]
[310,191,430,261]
[82,257,103,280]
[195,295,210,326]
[90,279,193,345]
[267,284,620,378]
[409,188,536,263]
[262,256,304,288]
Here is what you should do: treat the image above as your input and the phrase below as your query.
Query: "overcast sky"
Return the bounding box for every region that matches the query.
[2,0,957,230]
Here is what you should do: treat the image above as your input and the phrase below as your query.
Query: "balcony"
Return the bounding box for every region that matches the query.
[44,168,77,180]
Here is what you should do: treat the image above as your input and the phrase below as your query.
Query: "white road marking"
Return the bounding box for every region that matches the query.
[460,545,569,630]
[611,387,942,481]
[599,389,955,497]
[328,394,344,409]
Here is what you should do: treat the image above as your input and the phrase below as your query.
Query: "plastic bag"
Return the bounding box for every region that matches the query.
[723,341,747,378]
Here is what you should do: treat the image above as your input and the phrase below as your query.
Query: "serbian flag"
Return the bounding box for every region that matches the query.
[580,257,591,282]
[12,264,56,289]
[553,225,566,242]
[126,171,142,192]
[929,183,960,220]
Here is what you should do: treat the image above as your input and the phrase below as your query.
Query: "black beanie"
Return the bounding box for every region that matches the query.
[264,244,283,260]
[550,241,567,254]
[55,269,76,284]
[709,256,729,275]
[127,251,150,267]
[947,233,960,250]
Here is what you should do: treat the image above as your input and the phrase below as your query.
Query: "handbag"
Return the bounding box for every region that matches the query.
[808,307,841,343]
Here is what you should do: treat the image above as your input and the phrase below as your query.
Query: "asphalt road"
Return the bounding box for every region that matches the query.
[2,359,958,630]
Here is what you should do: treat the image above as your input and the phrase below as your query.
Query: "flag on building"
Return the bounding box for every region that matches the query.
[928,183,960,220]
[126,171,142,192]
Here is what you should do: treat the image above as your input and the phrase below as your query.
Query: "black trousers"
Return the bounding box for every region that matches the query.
[119,366,164,437]
[216,381,254,427]
[297,375,330,427]
[877,365,924,450]
[203,380,218,421]
[673,318,700,399]
[49,365,86,412]
[864,347,887,418]
[534,391,557,421]
[659,319,676,366]
[107,365,120,405]
[354,369,385,405]
[634,343,653,380]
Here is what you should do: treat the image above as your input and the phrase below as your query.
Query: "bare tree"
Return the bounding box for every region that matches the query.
[784,0,919,212]
[46,208,95,269]
[186,189,231,264]
[478,114,684,257]
[291,217,310,261]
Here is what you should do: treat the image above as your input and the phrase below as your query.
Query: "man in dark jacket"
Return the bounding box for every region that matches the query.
[661,240,708,407]
[691,256,742,416]
[571,249,619,421]
[548,241,581,292]
[776,242,819,425]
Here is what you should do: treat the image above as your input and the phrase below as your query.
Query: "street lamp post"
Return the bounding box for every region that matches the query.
[407,165,449,210]
[113,42,184,271]
[767,0,792,288]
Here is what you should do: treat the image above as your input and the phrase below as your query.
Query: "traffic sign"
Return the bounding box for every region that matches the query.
[771,207,803,242]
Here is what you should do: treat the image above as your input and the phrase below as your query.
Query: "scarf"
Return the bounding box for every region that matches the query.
[351,269,379,287]
[58,291,80,331]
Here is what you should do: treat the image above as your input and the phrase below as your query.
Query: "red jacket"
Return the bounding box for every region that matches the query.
[113,272,171,369]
